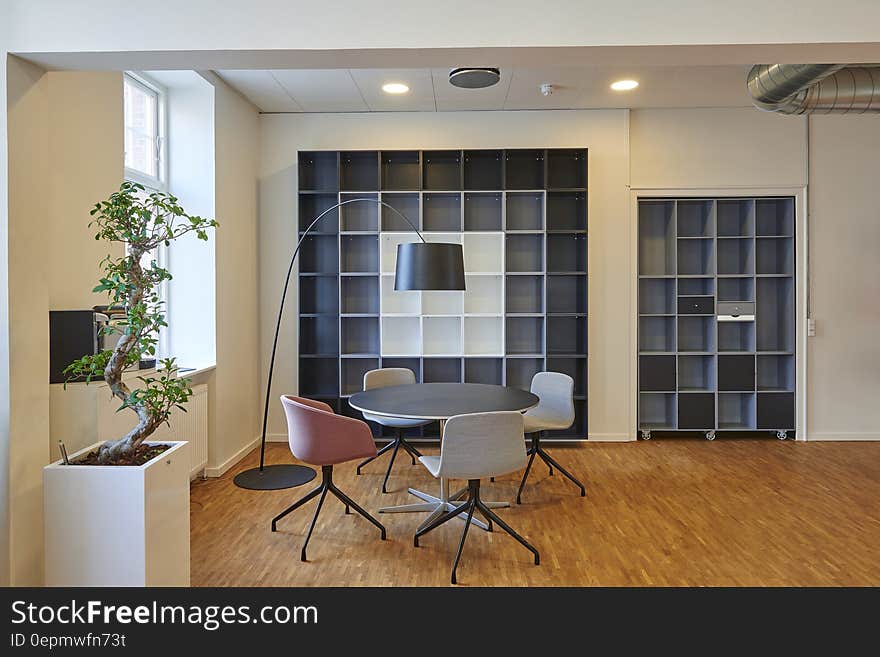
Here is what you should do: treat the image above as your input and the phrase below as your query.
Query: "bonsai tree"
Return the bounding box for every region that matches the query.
[64,181,218,464]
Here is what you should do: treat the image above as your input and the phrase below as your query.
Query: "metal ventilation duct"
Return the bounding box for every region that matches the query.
[747,64,880,114]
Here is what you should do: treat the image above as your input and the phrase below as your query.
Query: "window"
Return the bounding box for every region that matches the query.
[124,73,165,189]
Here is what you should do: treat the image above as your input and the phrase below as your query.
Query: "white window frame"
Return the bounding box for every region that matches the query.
[124,72,167,192]
[124,72,170,359]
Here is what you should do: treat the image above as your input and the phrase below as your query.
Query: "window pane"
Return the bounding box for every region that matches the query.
[124,77,157,178]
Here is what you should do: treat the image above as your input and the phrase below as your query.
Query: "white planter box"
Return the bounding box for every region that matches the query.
[43,441,190,587]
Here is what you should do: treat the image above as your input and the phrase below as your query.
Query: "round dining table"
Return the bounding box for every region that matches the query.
[348,382,539,532]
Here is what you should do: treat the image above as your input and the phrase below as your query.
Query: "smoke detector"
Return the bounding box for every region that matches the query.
[540,83,554,97]
[449,68,501,89]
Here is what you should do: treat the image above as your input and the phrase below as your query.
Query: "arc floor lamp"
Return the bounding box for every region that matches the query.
[234,198,466,490]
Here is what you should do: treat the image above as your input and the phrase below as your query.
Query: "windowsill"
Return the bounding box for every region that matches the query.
[175,364,217,379]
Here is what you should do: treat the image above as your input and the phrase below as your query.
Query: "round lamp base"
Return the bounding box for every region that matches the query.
[233,464,317,490]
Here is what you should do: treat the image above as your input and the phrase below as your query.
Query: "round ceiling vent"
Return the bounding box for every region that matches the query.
[448,67,501,89]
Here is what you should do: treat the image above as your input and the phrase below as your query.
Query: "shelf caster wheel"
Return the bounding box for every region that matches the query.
[776,430,788,441]
[640,430,651,441]
[705,430,716,441]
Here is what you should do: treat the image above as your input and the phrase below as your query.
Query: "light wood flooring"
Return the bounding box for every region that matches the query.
[191,439,880,586]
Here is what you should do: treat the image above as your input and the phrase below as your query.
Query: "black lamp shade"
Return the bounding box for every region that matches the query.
[394,242,466,291]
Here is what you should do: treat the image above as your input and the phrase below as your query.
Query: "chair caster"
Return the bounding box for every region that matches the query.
[705,430,716,441]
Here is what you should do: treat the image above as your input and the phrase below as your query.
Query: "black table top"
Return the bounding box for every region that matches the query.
[349,383,539,421]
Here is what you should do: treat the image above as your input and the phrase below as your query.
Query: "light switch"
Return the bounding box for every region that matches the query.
[807,318,816,337]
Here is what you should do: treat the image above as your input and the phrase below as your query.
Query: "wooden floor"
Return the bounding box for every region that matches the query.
[191,439,880,586]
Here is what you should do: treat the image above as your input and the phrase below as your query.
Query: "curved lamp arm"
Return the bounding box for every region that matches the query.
[257,198,425,471]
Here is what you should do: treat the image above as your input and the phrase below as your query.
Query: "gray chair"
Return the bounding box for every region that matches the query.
[516,371,586,504]
[415,411,540,584]
[356,368,430,493]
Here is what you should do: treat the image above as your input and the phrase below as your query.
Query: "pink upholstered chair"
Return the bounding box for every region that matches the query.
[271,395,386,561]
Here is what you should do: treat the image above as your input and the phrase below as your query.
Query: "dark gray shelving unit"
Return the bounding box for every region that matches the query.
[297,148,588,439]
[637,196,795,441]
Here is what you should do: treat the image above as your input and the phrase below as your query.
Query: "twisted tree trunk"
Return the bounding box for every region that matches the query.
[96,248,158,463]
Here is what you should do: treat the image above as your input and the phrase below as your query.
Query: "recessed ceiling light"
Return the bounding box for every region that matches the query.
[382,82,410,94]
[610,79,639,91]
[448,68,501,89]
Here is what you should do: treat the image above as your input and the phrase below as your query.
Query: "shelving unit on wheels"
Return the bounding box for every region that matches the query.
[637,196,795,441]
[297,148,589,440]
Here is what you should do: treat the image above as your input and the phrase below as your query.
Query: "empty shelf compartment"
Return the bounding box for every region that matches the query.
[505,316,545,355]
[718,354,755,391]
[640,316,675,352]
[300,357,340,397]
[757,354,794,391]
[381,274,420,314]
[422,290,464,316]
[300,316,339,356]
[638,200,676,275]
[380,357,422,382]
[547,356,587,397]
[755,198,794,236]
[757,392,795,429]
[504,149,544,189]
[546,275,587,314]
[341,275,379,314]
[639,355,676,392]
[341,357,379,395]
[677,316,715,352]
[340,151,379,191]
[677,239,714,276]
[505,357,544,391]
[717,238,755,275]
[678,277,713,296]
[676,200,714,237]
[547,233,587,272]
[463,232,504,273]
[546,192,587,231]
[639,393,676,430]
[380,151,420,190]
[639,278,675,314]
[718,392,756,430]
[423,357,462,383]
[422,150,462,190]
[463,150,503,190]
[464,193,502,231]
[464,316,504,355]
[422,317,462,355]
[464,275,503,314]
[339,193,379,232]
[717,199,754,237]
[464,357,503,385]
[423,193,462,232]
[505,193,544,231]
[718,277,754,302]
[299,193,339,233]
[340,235,379,273]
[678,355,716,391]
[678,393,715,430]
[298,151,338,191]
[756,277,794,351]
[380,193,420,231]
[341,316,379,355]
[718,321,756,352]
[546,149,587,189]
[300,235,339,274]
[381,317,421,356]
[547,316,587,355]
[300,276,338,315]
[505,275,543,314]
[756,237,794,275]
[506,234,544,272]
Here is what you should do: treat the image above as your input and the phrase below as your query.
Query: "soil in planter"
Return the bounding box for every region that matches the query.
[72,443,171,466]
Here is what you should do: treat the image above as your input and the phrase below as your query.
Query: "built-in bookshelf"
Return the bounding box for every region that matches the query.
[297,149,588,439]
[638,196,795,440]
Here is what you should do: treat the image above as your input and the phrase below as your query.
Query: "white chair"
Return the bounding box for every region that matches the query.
[356,368,430,493]
[414,411,540,585]
[516,371,586,504]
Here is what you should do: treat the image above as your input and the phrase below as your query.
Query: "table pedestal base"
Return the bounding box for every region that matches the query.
[379,479,510,532]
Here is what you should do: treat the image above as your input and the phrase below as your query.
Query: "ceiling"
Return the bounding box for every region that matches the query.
[215,65,753,113]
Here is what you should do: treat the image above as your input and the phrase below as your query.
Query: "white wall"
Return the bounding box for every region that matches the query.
[807,116,880,440]
[259,110,630,440]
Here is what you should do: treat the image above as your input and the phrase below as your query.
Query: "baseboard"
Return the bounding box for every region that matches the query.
[204,436,262,478]
[807,432,880,442]
[587,433,635,442]
[266,432,288,443]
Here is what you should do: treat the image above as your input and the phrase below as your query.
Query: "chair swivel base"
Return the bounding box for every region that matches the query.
[414,479,539,585]
[356,429,422,493]
[517,432,586,504]
[234,463,317,490]
[271,464,386,561]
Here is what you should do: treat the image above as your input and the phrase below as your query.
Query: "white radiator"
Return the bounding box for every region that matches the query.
[153,383,209,479]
